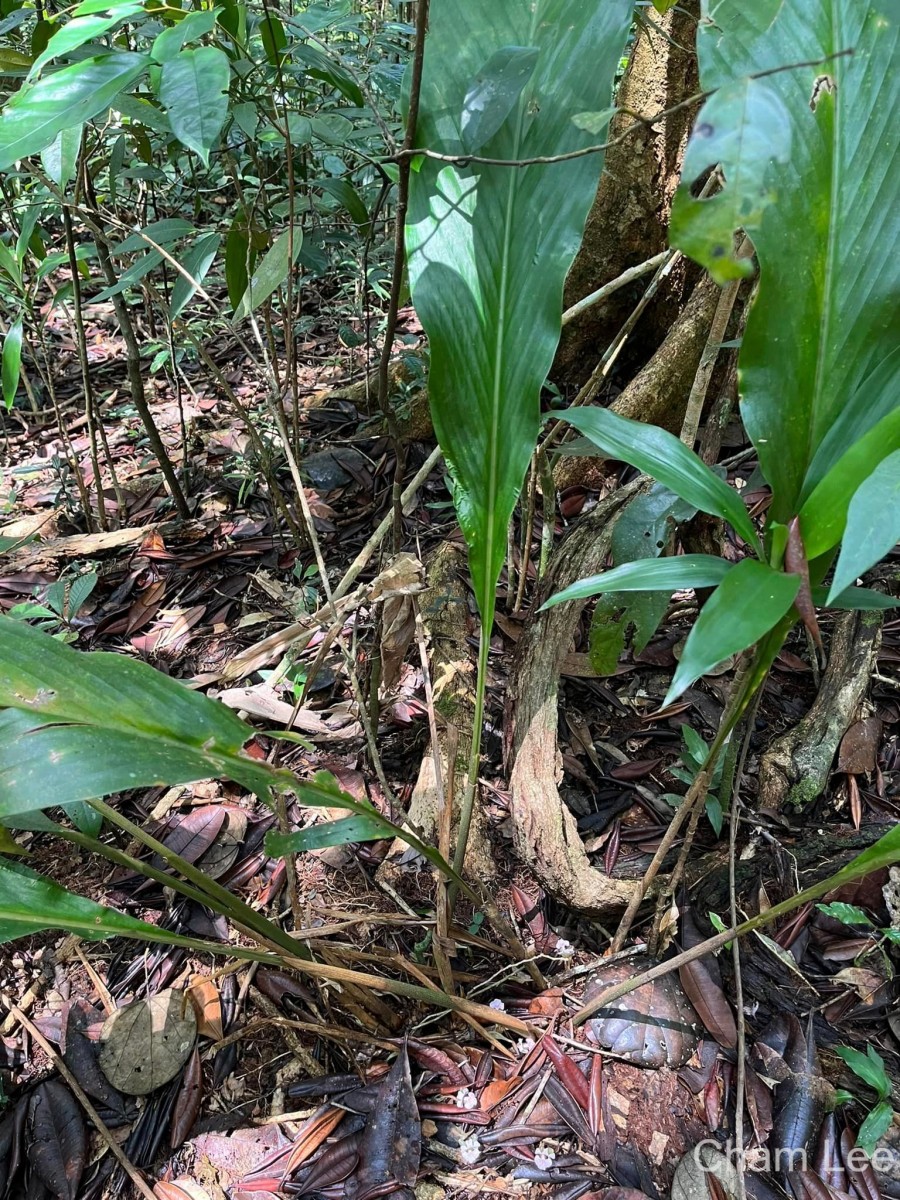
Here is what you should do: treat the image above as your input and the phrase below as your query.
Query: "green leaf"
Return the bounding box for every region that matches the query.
[87,249,163,303]
[115,218,194,253]
[288,40,363,106]
[1,317,23,411]
[816,901,874,927]
[0,857,191,945]
[151,7,220,63]
[461,45,539,153]
[225,221,250,310]
[827,451,900,601]
[671,77,791,282]
[232,225,303,321]
[266,813,390,854]
[40,123,81,188]
[799,407,900,559]
[0,52,149,171]
[169,231,220,319]
[407,0,634,631]
[260,12,287,66]
[0,616,283,815]
[28,6,143,78]
[158,46,230,165]
[543,554,733,609]
[315,177,369,230]
[286,772,470,892]
[857,1101,894,1157]
[696,2,900,519]
[813,585,897,611]
[560,407,760,551]
[834,1045,891,1101]
[665,559,800,706]
[66,569,97,617]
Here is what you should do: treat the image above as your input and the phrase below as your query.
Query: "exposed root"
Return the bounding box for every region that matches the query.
[378,542,496,885]
[757,610,883,812]
[504,483,644,915]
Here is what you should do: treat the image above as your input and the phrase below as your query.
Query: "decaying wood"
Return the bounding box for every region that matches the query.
[378,542,495,885]
[504,483,644,914]
[757,610,883,812]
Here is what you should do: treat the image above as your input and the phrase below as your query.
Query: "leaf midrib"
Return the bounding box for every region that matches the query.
[482,2,542,618]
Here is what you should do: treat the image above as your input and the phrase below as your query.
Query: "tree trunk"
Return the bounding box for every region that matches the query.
[554,2,701,391]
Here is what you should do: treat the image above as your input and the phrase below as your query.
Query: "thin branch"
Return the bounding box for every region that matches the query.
[385,49,853,170]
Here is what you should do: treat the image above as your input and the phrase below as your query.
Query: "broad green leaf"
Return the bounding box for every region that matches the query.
[66,569,97,617]
[816,901,873,927]
[266,813,390,854]
[407,0,633,630]
[665,559,800,706]
[461,45,539,154]
[260,12,287,66]
[28,7,143,79]
[115,218,194,253]
[0,52,149,171]
[0,858,195,946]
[233,226,303,322]
[316,177,369,230]
[225,221,250,310]
[158,46,230,165]
[543,554,733,609]
[827,451,900,601]
[0,616,282,809]
[0,240,22,290]
[697,2,900,518]
[87,249,163,303]
[40,123,81,188]
[857,1102,894,1157]
[284,772,469,891]
[799,407,900,559]
[152,8,220,63]
[0,826,26,855]
[814,584,897,611]
[288,40,363,106]
[1,317,23,411]
[671,77,791,282]
[0,48,32,72]
[169,231,220,319]
[834,1045,891,1101]
[113,91,172,135]
[802,347,900,495]
[560,406,760,550]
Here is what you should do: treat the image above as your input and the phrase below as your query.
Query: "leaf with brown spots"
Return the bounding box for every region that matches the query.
[28,1080,86,1200]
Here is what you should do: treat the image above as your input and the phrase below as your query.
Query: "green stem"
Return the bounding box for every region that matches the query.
[451,622,490,881]
[88,799,307,960]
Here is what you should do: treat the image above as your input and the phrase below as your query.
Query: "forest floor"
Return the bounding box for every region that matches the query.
[1,288,900,1200]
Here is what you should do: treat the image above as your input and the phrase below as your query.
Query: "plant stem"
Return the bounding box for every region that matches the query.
[451,622,490,884]
[88,799,306,960]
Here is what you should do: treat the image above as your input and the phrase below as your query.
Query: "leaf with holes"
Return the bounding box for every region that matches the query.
[99,989,197,1096]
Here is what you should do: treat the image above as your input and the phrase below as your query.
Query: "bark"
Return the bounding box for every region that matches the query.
[504,483,646,914]
[555,2,701,391]
[378,542,495,885]
[757,611,883,812]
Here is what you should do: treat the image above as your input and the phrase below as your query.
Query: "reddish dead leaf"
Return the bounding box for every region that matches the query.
[154,1182,213,1200]
[839,1126,881,1200]
[354,1042,421,1200]
[158,807,227,865]
[609,758,662,781]
[187,975,223,1040]
[678,910,737,1049]
[539,1035,589,1110]
[290,1130,361,1194]
[283,1106,346,1175]
[837,717,882,775]
[170,1046,202,1149]
[28,1080,86,1200]
[478,1077,520,1111]
[405,1039,468,1086]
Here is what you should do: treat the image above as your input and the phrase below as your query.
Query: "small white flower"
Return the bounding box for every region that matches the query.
[455,1087,478,1110]
[516,1037,535,1055]
[489,998,506,1012]
[554,938,575,958]
[534,1142,557,1171]
[459,1134,481,1164]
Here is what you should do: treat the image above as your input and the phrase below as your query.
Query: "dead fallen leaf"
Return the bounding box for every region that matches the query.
[99,989,197,1096]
